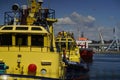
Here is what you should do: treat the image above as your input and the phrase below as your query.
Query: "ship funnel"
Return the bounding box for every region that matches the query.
[12,3,19,11]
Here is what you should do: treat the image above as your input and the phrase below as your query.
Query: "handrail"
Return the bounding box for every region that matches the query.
[4,8,55,25]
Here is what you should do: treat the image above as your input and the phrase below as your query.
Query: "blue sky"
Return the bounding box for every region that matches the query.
[0,0,120,40]
[47,0,120,26]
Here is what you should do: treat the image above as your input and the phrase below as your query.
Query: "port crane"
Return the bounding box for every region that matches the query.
[106,26,120,51]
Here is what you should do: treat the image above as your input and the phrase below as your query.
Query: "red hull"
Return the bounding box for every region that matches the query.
[80,48,94,63]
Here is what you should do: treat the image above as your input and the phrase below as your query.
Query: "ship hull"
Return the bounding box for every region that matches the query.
[80,48,94,63]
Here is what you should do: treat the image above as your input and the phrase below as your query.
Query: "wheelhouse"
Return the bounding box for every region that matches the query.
[55,31,76,52]
[55,31,80,63]
[0,25,50,52]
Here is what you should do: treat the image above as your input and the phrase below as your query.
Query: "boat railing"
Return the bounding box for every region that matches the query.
[4,11,21,25]
[4,8,55,25]
[39,9,55,19]
[0,45,57,52]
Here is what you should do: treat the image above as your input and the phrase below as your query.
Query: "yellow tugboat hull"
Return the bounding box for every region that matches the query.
[0,50,63,79]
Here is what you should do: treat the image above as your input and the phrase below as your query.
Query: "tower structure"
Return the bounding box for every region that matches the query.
[106,26,120,51]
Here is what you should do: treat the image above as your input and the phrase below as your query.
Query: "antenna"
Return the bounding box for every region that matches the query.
[81,32,84,37]
[78,27,80,39]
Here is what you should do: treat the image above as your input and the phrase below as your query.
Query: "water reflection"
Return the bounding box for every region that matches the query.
[66,53,120,80]
[66,68,90,80]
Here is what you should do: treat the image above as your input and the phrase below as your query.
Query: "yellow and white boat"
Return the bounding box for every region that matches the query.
[55,31,80,63]
[0,0,65,79]
[55,31,89,73]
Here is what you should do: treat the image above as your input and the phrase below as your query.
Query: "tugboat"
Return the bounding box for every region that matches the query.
[76,32,94,63]
[0,0,65,79]
[55,31,89,73]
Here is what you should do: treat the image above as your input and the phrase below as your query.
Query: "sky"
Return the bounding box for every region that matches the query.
[0,0,120,40]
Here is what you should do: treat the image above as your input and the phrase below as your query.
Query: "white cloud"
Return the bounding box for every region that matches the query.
[54,12,118,40]
[70,12,96,27]
[56,12,96,27]
[87,15,96,22]
[57,17,76,24]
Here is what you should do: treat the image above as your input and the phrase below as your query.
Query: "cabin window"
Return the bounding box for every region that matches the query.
[68,39,72,41]
[2,27,13,30]
[15,34,28,46]
[61,42,66,49]
[0,34,12,46]
[61,39,66,41]
[31,27,42,31]
[31,35,44,46]
[16,27,28,30]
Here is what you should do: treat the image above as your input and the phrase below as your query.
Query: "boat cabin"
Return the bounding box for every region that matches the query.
[0,25,50,52]
[55,31,76,52]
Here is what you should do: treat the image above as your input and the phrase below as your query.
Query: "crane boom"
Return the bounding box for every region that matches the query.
[98,29,104,44]
[98,29,105,51]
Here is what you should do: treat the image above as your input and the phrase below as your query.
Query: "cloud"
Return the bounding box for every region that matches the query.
[57,17,76,24]
[54,12,117,40]
[87,15,96,22]
[54,12,97,39]
[71,12,95,23]
[70,12,95,27]
[56,12,96,28]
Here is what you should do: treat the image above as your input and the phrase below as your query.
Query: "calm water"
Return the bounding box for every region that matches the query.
[68,53,120,80]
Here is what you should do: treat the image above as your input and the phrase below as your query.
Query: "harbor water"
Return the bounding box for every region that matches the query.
[68,53,120,80]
